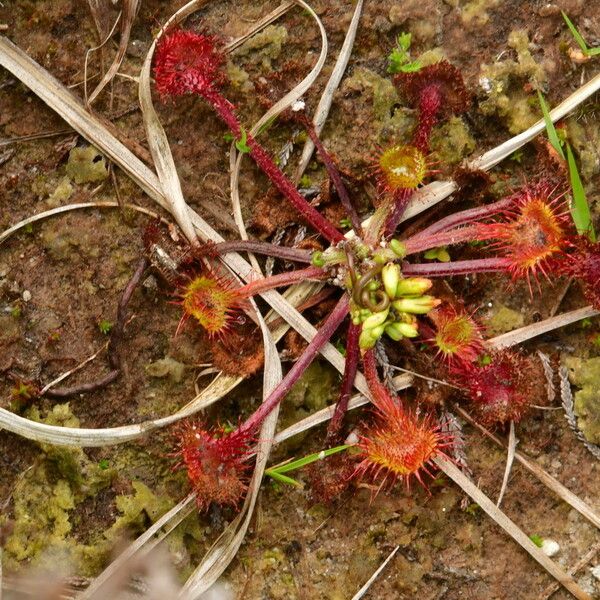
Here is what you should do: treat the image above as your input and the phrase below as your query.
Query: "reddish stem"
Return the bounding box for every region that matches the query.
[238,265,328,298]
[384,187,414,237]
[404,225,483,255]
[363,349,393,411]
[407,197,513,241]
[238,296,350,436]
[327,322,360,441]
[403,257,511,277]
[304,121,362,234]
[210,240,313,263]
[203,89,344,244]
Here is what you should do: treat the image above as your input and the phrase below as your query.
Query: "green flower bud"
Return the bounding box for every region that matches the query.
[382,263,401,299]
[361,308,389,330]
[387,321,419,338]
[359,323,386,350]
[395,277,433,297]
[389,239,406,258]
[384,322,404,341]
[311,251,325,267]
[393,295,441,314]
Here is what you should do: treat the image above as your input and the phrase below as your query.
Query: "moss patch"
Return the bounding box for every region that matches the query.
[66,146,109,184]
[478,30,546,134]
[564,356,600,444]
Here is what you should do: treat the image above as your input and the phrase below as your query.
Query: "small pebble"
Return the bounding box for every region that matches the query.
[22,290,31,302]
[345,431,359,445]
[291,99,305,112]
[541,539,560,557]
[591,564,600,581]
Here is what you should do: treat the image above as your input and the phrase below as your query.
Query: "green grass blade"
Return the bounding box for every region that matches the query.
[266,471,303,487]
[561,11,590,55]
[566,143,596,241]
[537,91,565,160]
[270,444,351,475]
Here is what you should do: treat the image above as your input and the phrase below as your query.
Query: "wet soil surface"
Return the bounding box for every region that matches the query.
[0,0,599,598]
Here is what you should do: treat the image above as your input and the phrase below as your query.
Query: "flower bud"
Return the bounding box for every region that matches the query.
[386,321,419,339]
[311,251,325,267]
[359,324,386,350]
[361,308,389,330]
[393,295,441,314]
[382,263,401,299]
[395,277,433,297]
[384,322,403,341]
[389,239,407,258]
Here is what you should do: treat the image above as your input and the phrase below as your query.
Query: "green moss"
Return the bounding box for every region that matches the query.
[461,0,500,26]
[342,67,416,139]
[4,464,76,563]
[430,116,476,166]
[226,61,253,93]
[566,119,600,181]
[146,356,187,384]
[485,304,525,335]
[233,25,288,69]
[564,357,600,444]
[40,220,96,262]
[478,30,547,134]
[46,176,74,208]
[27,404,116,491]
[66,146,109,184]
[281,361,337,427]
[416,48,446,67]
[2,404,189,576]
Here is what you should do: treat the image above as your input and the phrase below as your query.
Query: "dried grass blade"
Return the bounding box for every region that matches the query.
[180,301,282,597]
[295,0,363,180]
[0,201,163,245]
[0,372,241,446]
[496,420,517,507]
[351,545,399,600]
[229,0,329,249]
[138,0,211,247]
[489,306,599,349]
[224,2,294,53]
[79,494,195,600]
[434,458,593,600]
[87,0,140,105]
[454,406,600,531]
[87,0,114,42]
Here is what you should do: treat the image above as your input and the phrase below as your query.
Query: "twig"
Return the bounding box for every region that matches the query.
[454,405,600,530]
[45,257,148,398]
[496,421,517,507]
[541,542,600,600]
[351,546,399,600]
